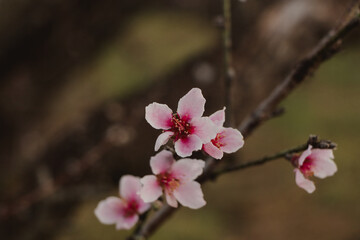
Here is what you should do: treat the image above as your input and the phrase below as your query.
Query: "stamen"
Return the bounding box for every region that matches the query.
[170,113,193,140]
[211,133,224,149]
[157,172,180,193]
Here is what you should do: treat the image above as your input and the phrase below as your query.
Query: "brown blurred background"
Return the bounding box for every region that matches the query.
[0,0,359,239]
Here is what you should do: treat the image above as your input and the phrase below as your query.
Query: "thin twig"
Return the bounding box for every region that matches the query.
[127,4,360,239]
[223,0,235,126]
[211,144,307,177]
[210,136,336,179]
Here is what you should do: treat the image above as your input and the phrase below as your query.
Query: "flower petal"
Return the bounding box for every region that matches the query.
[165,192,178,208]
[311,150,337,179]
[120,176,151,214]
[171,159,205,181]
[295,169,316,193]
[119,175,141,199]
[150,150,175,174]
[191,117,219,143]
[174,181,206,209]
[177,88,205,119]
[174,135,202,157]
[298,145,312,166]
[94,197,124,225]
[154,131,174,151]
[311,148,334,161]
[203,142,224,159]
[219,128,244,153]
[139,175,163,202]
[116,214,139,230]
[209,107,225,127]
[137,200,151,214]
[145,103,173,130]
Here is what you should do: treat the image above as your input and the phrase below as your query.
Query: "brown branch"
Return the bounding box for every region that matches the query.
[127,3,360,239]
[210,136,337,179]
[239,4,360,137]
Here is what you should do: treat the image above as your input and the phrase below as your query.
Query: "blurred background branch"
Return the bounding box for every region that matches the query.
[223,0,235,126]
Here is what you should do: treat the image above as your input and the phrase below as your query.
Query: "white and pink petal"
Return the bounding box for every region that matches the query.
[137,199,151,214]
[298,145,313,166]
[219,128,244,153]
[171,159,205,181]
[209,107,226,127]
[191,117,219,143]
[165,191,178,208]
[177,88,205,120]
[140,175,163,203]
[150,150,175,174]
[174,135,203,157]
[312,156,337,179]
[311,148,334,161]
[119,175,141,200]
[173,181,206,209]
[203,142,224,160]
[145,103,173,130]
[116,214,139,230]
[295,169,316,193]
[154,131,174,151]
[94,197,124,225]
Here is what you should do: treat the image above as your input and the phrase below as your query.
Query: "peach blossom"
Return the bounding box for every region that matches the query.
[140,150,206,209]
[145,88,218,157]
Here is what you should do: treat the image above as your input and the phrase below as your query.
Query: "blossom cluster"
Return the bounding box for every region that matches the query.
[94,88,338,231]
[145,88,244,158]
[94,88,244,230]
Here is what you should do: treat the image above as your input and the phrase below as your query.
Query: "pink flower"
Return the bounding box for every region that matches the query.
[94,175,150,230]
[203,108,244,159]
[145,88,218,157]
[139,150,206,209]
[293,145,337,193]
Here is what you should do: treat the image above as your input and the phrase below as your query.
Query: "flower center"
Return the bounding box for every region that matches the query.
[300,157,314,177]
[211,133,224,149]
[157,172,180,193]
[170,113,193,141]
[122,199,139,218]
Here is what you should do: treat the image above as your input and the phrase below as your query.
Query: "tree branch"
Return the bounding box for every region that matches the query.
[239,3,360,137]
[128,3,360,239]
[210,136,337,179]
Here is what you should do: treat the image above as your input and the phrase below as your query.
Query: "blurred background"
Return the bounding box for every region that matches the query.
[0,0,359,239]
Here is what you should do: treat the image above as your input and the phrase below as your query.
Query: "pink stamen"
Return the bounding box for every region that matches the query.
[211,133,224,149]
[157,172,180,193]
[170,113,193,141]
